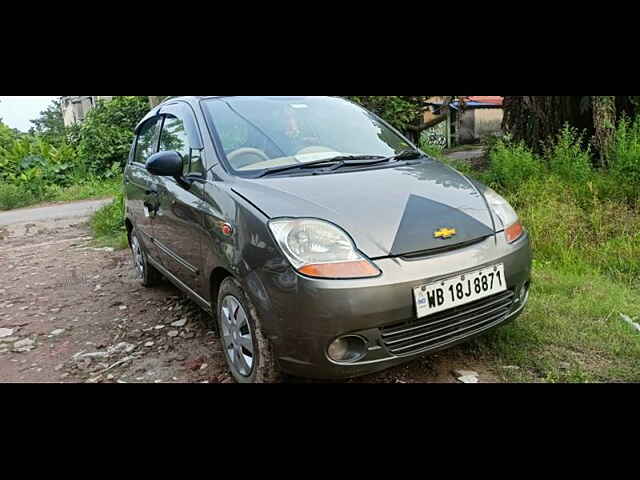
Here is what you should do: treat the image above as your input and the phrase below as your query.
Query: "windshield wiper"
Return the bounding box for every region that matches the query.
[389,149,424,161]
[258,155,385,177]
[257,151,423,178]
[337,150,423,168]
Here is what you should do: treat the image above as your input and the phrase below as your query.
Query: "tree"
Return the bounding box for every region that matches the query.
[502,96,640,165]
[0,118,19,150]
[344,96,460,142]
[592,96,616,167]
[78,96,150,175]
[29,99,67,146]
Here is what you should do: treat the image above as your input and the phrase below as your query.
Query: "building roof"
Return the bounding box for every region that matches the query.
[466,96,503,106]
[427,96,504,109]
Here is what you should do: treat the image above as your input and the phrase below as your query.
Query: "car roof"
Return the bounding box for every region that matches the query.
[134,96,259,131]
[135,95,330,133]
[135,96,337,132]
[135,96,210,132]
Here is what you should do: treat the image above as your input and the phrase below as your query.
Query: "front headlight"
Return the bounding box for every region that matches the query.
[483,187,524,243]
[268,218,381,279]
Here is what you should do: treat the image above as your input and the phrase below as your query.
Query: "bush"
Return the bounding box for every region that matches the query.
[90,191,125,238]
[545,125,593,183]
[0,183,42,210]
[476,133,640,283]
[0,97,147,211]
[610,115,640,191]
[419,142,445,160]
[501,174,640,282]
[0,134,84,203]
[0,121,19,151]
[78,96,149,176]
[486,139,545,190]
[89,191,128,249]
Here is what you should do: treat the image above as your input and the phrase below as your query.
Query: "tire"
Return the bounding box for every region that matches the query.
[217,277,281,383]
[130,228,163,287]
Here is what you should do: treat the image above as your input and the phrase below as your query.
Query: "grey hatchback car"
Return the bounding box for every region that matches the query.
[124,96,532,383]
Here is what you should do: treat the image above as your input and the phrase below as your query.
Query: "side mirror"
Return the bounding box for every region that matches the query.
[146,151,183,177]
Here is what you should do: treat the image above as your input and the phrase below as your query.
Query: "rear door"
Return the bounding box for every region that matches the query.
[124,116,162,258]
[152,102,208,295]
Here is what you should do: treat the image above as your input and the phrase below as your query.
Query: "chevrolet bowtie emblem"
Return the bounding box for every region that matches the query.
[434,228,457,239]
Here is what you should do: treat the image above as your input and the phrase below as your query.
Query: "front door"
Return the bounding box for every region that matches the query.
[151,103,208,295]
[125,116,162,259]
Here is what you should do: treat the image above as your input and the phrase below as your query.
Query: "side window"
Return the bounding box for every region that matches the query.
[133,117,161,165]
[159,115,189,160]
[159,106,205,177]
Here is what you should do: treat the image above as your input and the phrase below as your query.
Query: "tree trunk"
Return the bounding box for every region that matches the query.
[592,96,616,168]
[502,96,594,152]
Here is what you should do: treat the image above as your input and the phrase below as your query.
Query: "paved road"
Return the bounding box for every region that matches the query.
[0,199,112,226]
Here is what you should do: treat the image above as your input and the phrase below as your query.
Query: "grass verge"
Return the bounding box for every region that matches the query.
[89,191,128,250]
[472,264,640,383]
[0,176,122,211]
[454,130,640,382]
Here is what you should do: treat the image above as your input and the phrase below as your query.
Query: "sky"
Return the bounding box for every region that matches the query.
[0,96,60,132]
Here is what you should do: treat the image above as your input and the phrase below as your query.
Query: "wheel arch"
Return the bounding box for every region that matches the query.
[209,267,234,313]
[125,217,134,247]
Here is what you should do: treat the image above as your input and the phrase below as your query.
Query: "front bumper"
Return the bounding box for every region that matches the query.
[253,233,532,380]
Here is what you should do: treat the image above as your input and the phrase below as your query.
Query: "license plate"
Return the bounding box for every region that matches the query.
[413,264,507,319]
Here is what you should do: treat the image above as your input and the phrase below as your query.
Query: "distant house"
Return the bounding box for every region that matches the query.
[423,96,504,146]
[60,96,114,127]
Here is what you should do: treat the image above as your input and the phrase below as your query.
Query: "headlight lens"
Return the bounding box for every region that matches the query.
[268,219,381,279]
[483,187,524,243]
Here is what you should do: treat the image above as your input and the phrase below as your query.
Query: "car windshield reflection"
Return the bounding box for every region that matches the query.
[202,96,415,175]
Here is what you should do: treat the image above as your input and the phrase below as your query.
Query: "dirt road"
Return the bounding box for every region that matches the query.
[0,199,112,226]
[0,201,499,383]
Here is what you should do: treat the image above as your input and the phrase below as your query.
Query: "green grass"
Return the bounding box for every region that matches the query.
[89,191,128,250]
[0,176,122,211]
[472,265,640,383]
[451,132,640,383]
[48,177,122,203]
[0,183,43,210]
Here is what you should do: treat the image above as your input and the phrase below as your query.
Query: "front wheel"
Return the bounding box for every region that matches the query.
[216,277,281,383]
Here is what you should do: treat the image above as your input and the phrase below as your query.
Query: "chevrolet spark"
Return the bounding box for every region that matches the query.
[124,96,532,383]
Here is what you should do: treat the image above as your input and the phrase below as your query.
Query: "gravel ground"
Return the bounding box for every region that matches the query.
[0,211,500,384]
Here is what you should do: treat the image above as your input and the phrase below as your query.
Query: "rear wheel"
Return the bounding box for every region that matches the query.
[216,277,281,383]
[130,228,162,287]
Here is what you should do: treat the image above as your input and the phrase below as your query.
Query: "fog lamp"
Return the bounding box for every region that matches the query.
[327,336,367,363]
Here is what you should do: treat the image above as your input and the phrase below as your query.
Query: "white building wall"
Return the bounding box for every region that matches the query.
[60,96,115,127]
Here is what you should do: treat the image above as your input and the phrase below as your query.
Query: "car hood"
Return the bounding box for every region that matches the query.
[232,159,496,259]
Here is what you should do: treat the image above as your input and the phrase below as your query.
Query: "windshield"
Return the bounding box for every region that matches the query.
[202,96,415,175]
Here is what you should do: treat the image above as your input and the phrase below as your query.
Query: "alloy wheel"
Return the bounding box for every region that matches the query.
[221,295,255,377]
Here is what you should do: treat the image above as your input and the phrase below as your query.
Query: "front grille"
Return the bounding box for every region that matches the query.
[381,290,515,356]
[400,236,491,260]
